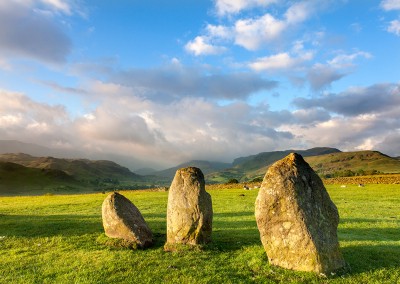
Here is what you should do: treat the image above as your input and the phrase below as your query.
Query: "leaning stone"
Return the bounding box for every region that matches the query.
[255,153,346,274]
[164,167,212,251]
[102,192,153,248]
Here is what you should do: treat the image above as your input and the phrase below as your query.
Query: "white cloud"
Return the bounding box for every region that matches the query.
[250,53,294,71]
[188,1,326,53]
[0,89,67,122]
[327,51,372,68]
[0,114,23,127]
[249,52,312,71]
[76,106,157,145]
[388,19,400,35]
[185,36,227,56]
[78,94,294,164]
[234,14,285,50]
[0,89,70,144]
[280,111,399,156]
[381,0,400,11]
[214,0,278,16]
[40,0,72,14]
[284,1,313,25]
[206,24,233,40]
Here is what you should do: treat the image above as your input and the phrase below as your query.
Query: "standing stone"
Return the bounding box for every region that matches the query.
[102,192,153,248]
[255,153,345,274]
[164,167,212,250]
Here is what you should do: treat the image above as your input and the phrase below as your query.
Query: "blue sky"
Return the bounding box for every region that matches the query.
[0,0,400,169]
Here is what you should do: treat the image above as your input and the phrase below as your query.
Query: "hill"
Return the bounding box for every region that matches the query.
[0,153,146,195]
[0,140,152,173]
[206,147,341,183]
[0,153,140,181]
[205,148,400,183]
[0,161,83,195]
[305,150,400,177]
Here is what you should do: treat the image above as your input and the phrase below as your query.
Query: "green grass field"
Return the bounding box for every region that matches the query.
[0,184,399,283]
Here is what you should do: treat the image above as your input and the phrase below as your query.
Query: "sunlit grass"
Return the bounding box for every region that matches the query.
[0,184,399,283]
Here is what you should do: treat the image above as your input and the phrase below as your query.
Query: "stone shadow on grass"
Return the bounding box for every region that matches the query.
[340,217,399,224]
[339,218,400,242]
[339,227,400,242]
[0,210,262,252]
[338,218,400,274]
[341,244,400,274]
[211,211,260,251]
[213,211,255,218]
[144,211,261,251]
[0,214,103,237]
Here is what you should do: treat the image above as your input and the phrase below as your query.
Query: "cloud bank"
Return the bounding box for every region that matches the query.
[2,80,399,168]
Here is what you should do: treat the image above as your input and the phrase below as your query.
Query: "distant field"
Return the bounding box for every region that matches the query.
[0,184,399,283]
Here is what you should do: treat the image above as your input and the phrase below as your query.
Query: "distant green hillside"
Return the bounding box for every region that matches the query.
[305,150,400,177]
[206,147,341,183]
[0,161,84,195]
[0,153,148,195]
[0,153,140,182]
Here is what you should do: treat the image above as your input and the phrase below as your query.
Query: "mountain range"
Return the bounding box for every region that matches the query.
[1,140,400,195]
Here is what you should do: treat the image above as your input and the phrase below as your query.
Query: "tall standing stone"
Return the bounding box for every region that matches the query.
[164,167,212,251]
[102,192,153,248]
[255,153,345,274]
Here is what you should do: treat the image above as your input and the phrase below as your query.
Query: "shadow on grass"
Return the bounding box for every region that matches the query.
[338,218,400,274]
[339,227,400,242]
[142,213,166,219]
[213,211,255,218]
[0,214,103,237]
[210,211,260,251]
[339,218,400,241]
[342,244,400,273]
[144,212,261,251]
[340,217,400,224]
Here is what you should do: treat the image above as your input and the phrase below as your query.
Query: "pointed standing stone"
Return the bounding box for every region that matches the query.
[164,167,212,251]
[102,192,153,248]
[255,153,346,274]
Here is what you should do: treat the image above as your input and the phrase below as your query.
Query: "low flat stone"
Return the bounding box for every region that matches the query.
[164,167,212,251]
[102,192,153,248]
[255,153,346,274]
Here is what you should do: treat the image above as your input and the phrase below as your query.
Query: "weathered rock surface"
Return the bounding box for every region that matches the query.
[255,153,345,274]
[102,192,153,248]
[165,167,212,250]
